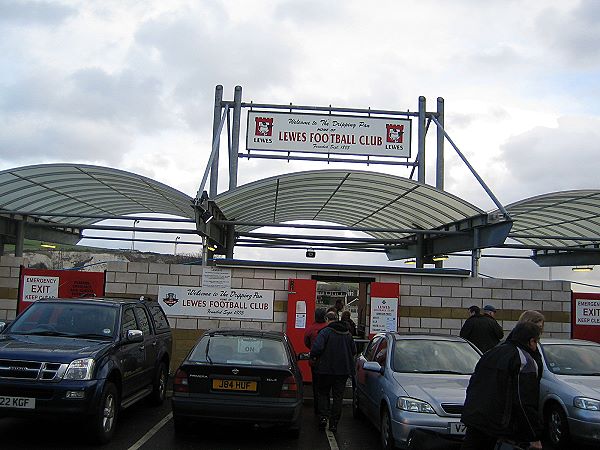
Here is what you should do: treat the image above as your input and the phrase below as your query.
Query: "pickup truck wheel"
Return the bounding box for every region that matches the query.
[150,362,168,406]
[90,381,119,444]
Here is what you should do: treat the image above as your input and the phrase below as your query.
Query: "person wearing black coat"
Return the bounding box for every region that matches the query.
[460,305,504,353]
[309,311,357,433]
[461,321,543,450]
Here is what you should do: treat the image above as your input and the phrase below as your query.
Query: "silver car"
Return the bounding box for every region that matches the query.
[539,338,600,448]
[354,333,481,449]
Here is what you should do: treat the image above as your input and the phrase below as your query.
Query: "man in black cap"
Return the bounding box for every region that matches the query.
[460,304,503,353]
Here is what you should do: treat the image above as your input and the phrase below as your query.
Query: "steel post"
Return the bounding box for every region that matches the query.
[436,97,444,190]
[229,86,242,190]
[210,85,224,198]
[418,96,426,183]
[15,219,25,257]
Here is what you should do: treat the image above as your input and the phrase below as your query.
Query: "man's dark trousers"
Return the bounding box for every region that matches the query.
[461,426,497,450]
[317,374,347,424]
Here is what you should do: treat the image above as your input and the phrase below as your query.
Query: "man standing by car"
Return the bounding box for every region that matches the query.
[460,304,503,353]
[310,311,357,433]
[461,321,543,450]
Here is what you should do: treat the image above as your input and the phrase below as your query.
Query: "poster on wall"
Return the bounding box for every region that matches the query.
[572,292,600,344]
[18,268,106,313]
[370,297,398,333]
[158,285,274,320]
[201,266,231,289]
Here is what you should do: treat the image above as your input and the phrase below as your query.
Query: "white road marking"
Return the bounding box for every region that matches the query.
[127,411,173,450]
[325,428,339,450]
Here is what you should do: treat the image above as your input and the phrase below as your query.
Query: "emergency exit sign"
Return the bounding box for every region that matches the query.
[22,276,59,301]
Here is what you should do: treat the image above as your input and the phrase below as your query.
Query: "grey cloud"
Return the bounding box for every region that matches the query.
[499,116,600,195]
[2,68,170,132]
[0,0,75,26]
[537,0,600,66]
[0,115,132,164]
[134,12,296,98]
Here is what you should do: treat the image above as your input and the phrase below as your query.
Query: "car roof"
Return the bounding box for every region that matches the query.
[36,297,143,306]
[204,328,286,340]
[385,332,468,342]
[540,338,600,346]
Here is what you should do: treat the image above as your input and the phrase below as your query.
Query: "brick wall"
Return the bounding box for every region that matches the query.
[0,256,24,321]
[0,259,573,371]
[104,262,572,370]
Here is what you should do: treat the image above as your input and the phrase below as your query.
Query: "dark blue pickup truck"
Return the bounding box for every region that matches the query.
[0,297,172,443]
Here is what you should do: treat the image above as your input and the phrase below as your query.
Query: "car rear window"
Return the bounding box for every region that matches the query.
[189,335,289,366]
[542,343,600,375]
[393,339,480,374]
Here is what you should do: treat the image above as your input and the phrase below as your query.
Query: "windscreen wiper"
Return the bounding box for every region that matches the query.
[418,370,469,375]
[69,333,112,340]
[21,330,71,337]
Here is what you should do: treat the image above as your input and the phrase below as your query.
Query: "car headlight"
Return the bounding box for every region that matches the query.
[64,358,95,380]
[397,397,435,414]
[574,397,600,411]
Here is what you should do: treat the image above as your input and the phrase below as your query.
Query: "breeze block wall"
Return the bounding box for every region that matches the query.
[104,262,573,371]
[0,255,24,321]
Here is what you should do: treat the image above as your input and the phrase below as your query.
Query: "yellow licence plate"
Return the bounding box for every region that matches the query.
[212,379,257,392]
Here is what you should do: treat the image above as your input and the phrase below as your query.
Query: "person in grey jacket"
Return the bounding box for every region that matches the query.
[309,311,357,432]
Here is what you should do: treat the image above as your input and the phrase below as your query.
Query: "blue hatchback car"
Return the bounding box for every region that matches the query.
[354,333,481,449]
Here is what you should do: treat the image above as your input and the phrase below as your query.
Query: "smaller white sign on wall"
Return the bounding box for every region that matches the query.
[22,276,59,303]
[202,266,232,289]
[370,297,398,333]
[575,299,600,325]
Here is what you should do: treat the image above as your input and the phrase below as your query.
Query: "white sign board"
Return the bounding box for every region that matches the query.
[158,285,274,320]
[22,276,59,302]
[202,266,232,289]
[247,111,411,157]
[575,299,600,325]
[370,297,398,333]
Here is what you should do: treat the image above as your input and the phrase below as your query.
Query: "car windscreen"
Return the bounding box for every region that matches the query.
[188,335,290,366]
[9,302,118,339]
[542,343,600,375]
[393,339,480,374]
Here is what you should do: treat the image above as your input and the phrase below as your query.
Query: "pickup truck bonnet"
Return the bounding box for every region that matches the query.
[0,334,110,363]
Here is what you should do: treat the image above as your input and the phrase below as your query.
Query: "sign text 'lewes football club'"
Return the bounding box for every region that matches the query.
[158,285,274,320]
[247,111,411,157]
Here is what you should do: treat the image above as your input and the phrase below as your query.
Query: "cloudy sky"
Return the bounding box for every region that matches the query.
[2,0,600,288]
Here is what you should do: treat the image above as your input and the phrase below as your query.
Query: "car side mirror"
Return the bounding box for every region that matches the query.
[363,361,384,374]
[126,329,144,343]
[0,322,5,333]
[297,352,310,361]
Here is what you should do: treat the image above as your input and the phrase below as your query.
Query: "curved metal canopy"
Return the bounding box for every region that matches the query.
[502,190,600,247]
[215,170,484,239]
[0,163,194,225]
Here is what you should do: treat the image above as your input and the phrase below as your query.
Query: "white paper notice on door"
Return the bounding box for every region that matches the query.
[296,300,306,314]
[295,313,307,329]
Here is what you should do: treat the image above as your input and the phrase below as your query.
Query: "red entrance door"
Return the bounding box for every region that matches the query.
[286,279,317,381]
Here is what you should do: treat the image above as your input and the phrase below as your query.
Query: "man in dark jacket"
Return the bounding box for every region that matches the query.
[304,307,328,414]
[310,311,357,432]
[460,304,504,353]
[461,321,543,450]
